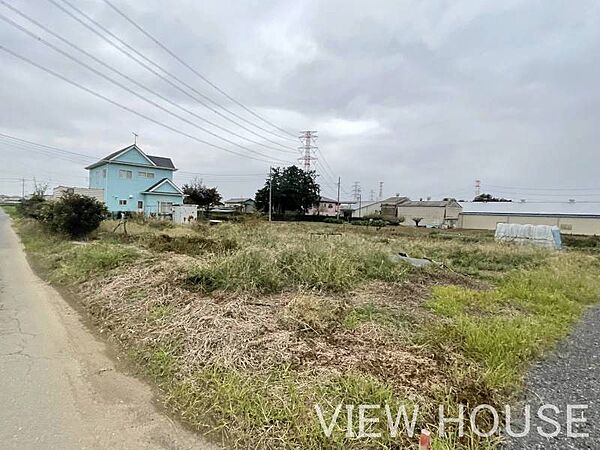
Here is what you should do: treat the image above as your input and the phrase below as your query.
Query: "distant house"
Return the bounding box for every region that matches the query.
[86,144,183,215]
[396,199,462,228]
[52,185,104,203]
[309,196,340,217]
[223,197,256,213]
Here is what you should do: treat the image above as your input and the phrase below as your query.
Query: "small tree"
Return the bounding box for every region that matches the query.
[412,217,423,227]
[182,180,222,216]
[49,193,107,238]
[17,182,48,219]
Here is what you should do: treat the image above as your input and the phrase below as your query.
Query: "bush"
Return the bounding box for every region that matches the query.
[46,193,107,238]
[351,219,387,227]
[323,217,344,224]
[17,193,47,220]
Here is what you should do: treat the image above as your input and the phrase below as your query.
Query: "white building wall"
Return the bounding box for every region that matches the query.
[459,213,600,236]
[52,186,104,203]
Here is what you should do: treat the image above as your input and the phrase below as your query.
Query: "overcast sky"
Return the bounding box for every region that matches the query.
[1,0,600,202]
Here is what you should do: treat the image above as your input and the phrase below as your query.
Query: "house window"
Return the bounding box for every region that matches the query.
[137,200,143,209]
[138,171,155,179]
[119,199,127,206]
[119,169,132,179]
[102,169,106,178]
[159,202,173,214]
[328,204,333,208]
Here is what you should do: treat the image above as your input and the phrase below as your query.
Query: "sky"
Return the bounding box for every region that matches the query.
[1,0,600,202]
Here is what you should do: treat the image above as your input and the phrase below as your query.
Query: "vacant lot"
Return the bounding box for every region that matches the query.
[6,209,600,449]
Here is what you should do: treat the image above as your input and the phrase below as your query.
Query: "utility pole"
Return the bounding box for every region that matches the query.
[358,194,362,218]
[336,176,341,220]
[378,181,384,200]
[268,166,273,222]
[21,178,25,200]
[298,131,318,171]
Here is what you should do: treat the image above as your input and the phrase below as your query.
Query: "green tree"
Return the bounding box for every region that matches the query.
[473,193,512,202]
[255,166,320,215]
[182,179,222,216]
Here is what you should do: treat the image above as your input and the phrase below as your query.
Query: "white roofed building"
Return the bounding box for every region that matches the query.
[458,201,600,235]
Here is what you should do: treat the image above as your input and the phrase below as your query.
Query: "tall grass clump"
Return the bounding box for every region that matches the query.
[185,239,410,294]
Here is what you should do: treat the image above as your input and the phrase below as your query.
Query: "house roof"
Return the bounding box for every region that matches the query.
[351,196,409,211]
[84,144,176,170]
[143,178,184,195]
[224,197,254,203]
[146,155,175,169]
[459,201,600,217]
[319,196,339,203]
[399,199,459,208]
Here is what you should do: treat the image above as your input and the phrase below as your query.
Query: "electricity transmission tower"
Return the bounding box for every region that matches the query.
[352,181,361,202]
[475,179,481,197]
[298,130,318,171]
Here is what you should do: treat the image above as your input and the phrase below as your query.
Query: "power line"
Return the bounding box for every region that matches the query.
[0,132,281,183]
[0,133,95,161]
[0,140,91,166]
[0,13,292,164]
[488,189,600,198]
[47,0,297,148]
[0,44,291,165]
[101,0,297,140]
[486,183,600,192]
[0,1,296,156]
[316,147,337,181]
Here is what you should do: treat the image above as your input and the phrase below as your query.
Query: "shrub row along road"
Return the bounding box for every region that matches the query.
[0,210,211,449]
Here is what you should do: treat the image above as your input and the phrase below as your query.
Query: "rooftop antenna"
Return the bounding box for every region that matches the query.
[132,132,138,145]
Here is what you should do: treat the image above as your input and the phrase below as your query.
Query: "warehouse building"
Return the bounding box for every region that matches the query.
[397,199,462,227]
[458,201,600,235]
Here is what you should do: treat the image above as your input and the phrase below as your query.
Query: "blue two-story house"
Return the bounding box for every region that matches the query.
[86,144,184,215]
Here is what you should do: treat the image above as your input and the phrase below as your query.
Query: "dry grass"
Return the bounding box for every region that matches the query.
[10,214,600,449]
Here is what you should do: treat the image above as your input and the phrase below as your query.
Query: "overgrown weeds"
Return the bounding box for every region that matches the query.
[185,241,409,294]
[7,211,600,449]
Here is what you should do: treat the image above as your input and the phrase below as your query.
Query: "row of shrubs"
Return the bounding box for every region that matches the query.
[17,193,107,238]
[323,215,405,227]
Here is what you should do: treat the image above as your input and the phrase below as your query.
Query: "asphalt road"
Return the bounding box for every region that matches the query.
[0,209,212,449]
[505,306,600,449]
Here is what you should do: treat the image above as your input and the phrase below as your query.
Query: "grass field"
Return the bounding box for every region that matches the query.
[6,209,600,449]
